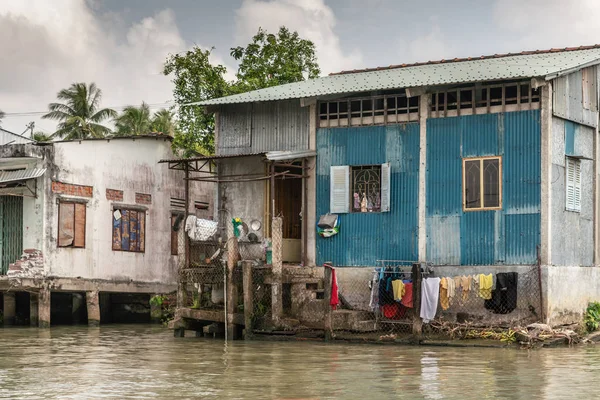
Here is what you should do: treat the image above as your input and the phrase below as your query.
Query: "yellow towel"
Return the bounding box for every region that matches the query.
[392,280,405,301]
[439,277,450,310]
[478,274,493,300]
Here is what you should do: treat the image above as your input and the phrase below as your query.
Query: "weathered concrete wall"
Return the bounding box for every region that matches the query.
[544,265,600,325]
[550,117,595,266]
[218,156,265,240]
[38,138,212,284]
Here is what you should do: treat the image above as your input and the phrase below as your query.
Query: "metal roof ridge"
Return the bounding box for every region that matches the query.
[330,44,600,76]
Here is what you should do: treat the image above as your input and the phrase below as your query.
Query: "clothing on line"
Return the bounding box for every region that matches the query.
[420,277,441,323]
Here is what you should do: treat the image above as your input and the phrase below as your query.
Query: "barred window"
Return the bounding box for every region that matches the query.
[330,163,390,213]
[463,157,502,211]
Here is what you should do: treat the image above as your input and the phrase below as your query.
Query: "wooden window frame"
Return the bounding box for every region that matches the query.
[57,200,86,248]
[462,156,503,212]
[112,206,146,253]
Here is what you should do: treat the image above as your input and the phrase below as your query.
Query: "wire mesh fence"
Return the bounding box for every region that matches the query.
[428,265,542,332]
[249,266,272,331]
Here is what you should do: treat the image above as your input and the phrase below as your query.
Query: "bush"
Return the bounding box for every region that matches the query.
[584,302,600,332]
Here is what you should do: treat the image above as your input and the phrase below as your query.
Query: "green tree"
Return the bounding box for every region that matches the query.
[42,83,116,140]
[151,109,176,136]
[114,102,152,136]
[230,26,320,92]
[164,26,320,156]
[32,132,52,142]
[164,47,230,156]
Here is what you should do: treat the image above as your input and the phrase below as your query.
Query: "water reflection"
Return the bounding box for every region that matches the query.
[0,325,597,399]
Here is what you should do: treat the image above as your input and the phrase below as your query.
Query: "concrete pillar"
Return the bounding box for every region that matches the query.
[306,103,317,267]
[72,293,84,324]
[271,217,283,326]
[418,94,430,262]
[226,235,239,340]
[540,83,553,266]
[86,291,100,327]
[39,289,51,328]
[3,292,16,326]
[30,293,39,327]
[242,261,254,339]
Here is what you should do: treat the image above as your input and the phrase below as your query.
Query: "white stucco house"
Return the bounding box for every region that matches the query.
[0,134,212,327]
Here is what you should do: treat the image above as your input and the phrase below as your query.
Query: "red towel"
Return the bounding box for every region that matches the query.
[330,267,339,310]
[401,282,413,308]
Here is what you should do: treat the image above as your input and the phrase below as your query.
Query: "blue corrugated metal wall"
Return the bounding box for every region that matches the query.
[316,124,420,266]
[426,110,541,265]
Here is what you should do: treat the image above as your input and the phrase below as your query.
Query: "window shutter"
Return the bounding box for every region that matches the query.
[574,159,582,211]
[330,165,350,213]
[58,202,74,247]
[566,158,581,212]
[73,203,86,248]
[381,162,391,212]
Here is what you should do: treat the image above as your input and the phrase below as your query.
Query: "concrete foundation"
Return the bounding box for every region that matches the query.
[39,289,50,328]
[86,291,100,326]
[30,293,39,327]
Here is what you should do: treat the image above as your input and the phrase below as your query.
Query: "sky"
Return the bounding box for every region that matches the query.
[2,0,600,135]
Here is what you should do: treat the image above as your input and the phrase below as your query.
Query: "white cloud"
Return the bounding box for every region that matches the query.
[0,1,186,134]
[492,0,600,50]
[396,20,457,64]
[234,0,363,75]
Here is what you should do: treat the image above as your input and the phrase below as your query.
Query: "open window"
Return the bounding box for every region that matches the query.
[566,157,582,212]
[330,163,390,213]
[58,201,86,248]
[112,208,146,252]
[463,157,502,211]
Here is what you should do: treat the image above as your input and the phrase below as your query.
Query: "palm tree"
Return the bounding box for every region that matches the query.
[151,109,176,136]
[42,83,116,140]
[32,132,52,142]
[114,103,152,136]
[0,109,5,127]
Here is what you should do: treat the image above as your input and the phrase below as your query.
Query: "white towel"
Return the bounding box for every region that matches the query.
[420,277,441,323]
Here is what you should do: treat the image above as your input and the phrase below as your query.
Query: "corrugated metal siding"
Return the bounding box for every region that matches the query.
[427,110,541,265]
[553,67,598,128]
[316,123,420,266]
[0,196,23,274]
[0,129,33,146]
[218,100,309,155]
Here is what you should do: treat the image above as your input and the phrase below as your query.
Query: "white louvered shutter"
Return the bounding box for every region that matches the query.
[566,158,582,212]
[381,162,391,212]
[330,165,350,213]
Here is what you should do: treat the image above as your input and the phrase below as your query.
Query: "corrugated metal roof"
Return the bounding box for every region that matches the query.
[0,168,46,184]
[265,150,316,160]
[193,46,600,106]
[0,128,33,145]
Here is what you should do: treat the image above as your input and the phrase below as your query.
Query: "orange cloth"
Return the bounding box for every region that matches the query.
[439,277,450,310]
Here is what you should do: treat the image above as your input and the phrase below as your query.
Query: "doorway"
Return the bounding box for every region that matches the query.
[0,196,23,275]
[273,164,303,263]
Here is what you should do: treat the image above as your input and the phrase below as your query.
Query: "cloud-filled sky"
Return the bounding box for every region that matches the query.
[2,0,600,135]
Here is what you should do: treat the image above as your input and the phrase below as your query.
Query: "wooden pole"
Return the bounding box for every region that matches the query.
[412,263,423,336]
[242,261,254,339]
[323,263,333,340]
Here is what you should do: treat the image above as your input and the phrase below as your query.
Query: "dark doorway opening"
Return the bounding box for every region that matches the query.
[50,292,88,326]
[99,293,151,324]
[274,164,303,263]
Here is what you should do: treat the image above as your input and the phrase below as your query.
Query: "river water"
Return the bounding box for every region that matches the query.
[0,324,599,399]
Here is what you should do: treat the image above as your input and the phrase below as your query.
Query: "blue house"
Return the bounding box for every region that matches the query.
[196,45,600,325]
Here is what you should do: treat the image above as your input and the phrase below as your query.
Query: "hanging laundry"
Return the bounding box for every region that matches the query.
[447,277,456,300]
[460,275,472,302]
[392,279,405,301]
[330,267,339,310]
[369,271,379,311]
[439,278,450,310]
[420,277,441,323]
[485,272,518,314]
[402,282,414,308]
[478,274,493,300]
